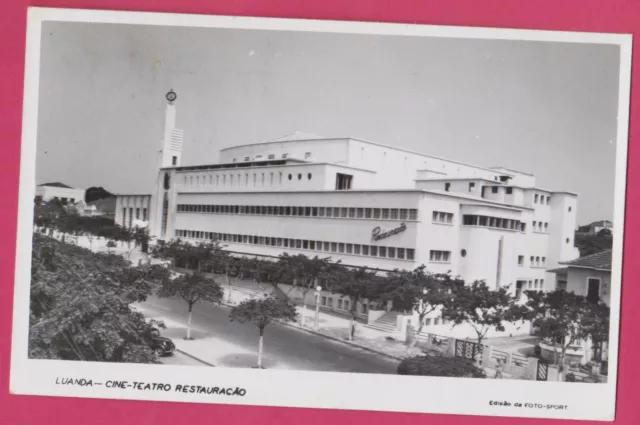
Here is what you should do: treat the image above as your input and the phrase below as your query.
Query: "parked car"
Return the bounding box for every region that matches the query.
[150,327,175,357]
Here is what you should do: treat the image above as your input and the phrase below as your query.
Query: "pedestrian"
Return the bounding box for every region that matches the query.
[494,359,504,379]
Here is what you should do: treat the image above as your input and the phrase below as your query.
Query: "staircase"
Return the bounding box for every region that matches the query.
[365,311,400,333]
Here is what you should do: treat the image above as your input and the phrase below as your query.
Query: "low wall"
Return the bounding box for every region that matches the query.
[367,309,387,325]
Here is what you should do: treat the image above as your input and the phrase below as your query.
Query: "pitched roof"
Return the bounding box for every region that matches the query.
[560,249,612,271]
[38,182,73,188]
[589,220,613,227]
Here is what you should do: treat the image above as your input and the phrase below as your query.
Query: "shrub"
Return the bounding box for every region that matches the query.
[397,354,486,378]
[107,240,117,248]
[565,373,577,382]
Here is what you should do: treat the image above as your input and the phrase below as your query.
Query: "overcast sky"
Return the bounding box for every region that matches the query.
[35,21,623,225]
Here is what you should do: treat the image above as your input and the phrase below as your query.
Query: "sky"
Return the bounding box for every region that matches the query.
[35,21,623,225]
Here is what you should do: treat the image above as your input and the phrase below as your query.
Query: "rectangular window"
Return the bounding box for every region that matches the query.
[325,207,333,218]
[296,240,302,249]
[390,209,399,220]
[544,223,549,232]
[362,245,370,256]
[303,240,309,249]
[354,244,361,255]
[318,207,325,217]
[409,209,418,220]
[346,244,353,254]
[357,208,364,218]
[546,196,551,204]
[387,247,396,258]
[365,208,373,219]
[135,208,140,219]
[378,246,387,257]
[530,256,534,265]
[397,248,405,259]
[518,255,524,266]
[334,207,341,217]
[324,242,330,251]
[381,209,390,219]
[338,243,345,253]
[373,208,381,219]
[312,207,318,217]
[142,208,148,221]
[542,257,546,265]
[283,239,289,248]
[172,156,177,165]
[331,243,337,252]
[491,186,499,194]
[347,208,355,218]
[534,194,539,204]
[399,209,408,220]
[469,182,475,192]
[309,241,316,250]
[370,246,378,256]
[429,250,451,263]
[506,187,513,195]
[520,223,526,232]
[445,183,451,192]
[406,249,415,260]
[340,208,348,218]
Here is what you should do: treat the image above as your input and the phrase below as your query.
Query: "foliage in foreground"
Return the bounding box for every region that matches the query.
[29,233,170,363]
[397,354,486,378]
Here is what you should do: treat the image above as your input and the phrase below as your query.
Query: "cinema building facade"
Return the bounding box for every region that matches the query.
[118,94,581,338]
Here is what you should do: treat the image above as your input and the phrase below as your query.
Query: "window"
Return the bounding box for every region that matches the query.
[542,257,546,265]
[336,173,353,190]
[362,245,370,256]
[305,152,311,159]
[370,246,378,256]
[388,247,396,258]
[444,182,451,192]
[308,173,312,180]
[469,182,475,192]
[518,255,524,266]
[379,246,387,258]
[506,187,513,195]
[460,249,467,258]
[282,153,289,159]
[142,208,148,221]
[244,156,250,161]
[544,223,549,232]
[354,244,361,255]
[268,154,275,160]
[348,208,356,218]
[491,186,499,194]
[346,244,353,254]
[546,196,551,204]
[357,208,364,218]
[373,208,381,219]
[433,211,454,224]
[568,206,572,212]
[399,209,408,220]
[288,174,292,180]
[409,209,418,220]
[534,194,539,204]
[381,209,390,219]
[430,250,451,263]
[172,156,177,165]
[325,207,333,218]
[390,209,399,220]
[298,173,302,180]
[397,248,405,259]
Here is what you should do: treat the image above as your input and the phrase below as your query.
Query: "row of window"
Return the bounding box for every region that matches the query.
[534,194,551,205]
[232,152,305,162]
[462,214,526,232]
[175,229,416,261]
[182,170,313,189]
[176,204,419,221]
[121,207,148,229]
[532,220,549,233]
[432,211,454,224]
[515,279,546,298]
[517,255,547,267]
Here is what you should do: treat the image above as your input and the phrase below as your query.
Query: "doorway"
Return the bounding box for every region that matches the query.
[587,278,601,304]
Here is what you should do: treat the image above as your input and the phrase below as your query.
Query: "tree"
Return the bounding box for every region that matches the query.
[326,266,381,340]
[384,266,452,347]
[574,232,612,257]
[85,186,114,203]
[229,295,298,368]
[157,271,223,339]
[29,233,171,363]
[279,254,336,327]
[515,290,610,379]
[130,225,151,257]
[442,279,515,346]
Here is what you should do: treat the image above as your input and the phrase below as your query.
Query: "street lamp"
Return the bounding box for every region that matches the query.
[314,285,322,331]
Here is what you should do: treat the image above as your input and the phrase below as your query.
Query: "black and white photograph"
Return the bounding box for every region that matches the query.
[10,8,632,422]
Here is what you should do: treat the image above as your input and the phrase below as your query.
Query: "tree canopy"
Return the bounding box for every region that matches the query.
[29,233,171,363]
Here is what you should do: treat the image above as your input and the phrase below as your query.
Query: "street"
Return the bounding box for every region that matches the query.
[139,295,400,374]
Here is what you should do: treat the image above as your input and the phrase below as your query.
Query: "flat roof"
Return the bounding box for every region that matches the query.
[175,188,532,211]
[163,160,376,174]
[219,134,516,178]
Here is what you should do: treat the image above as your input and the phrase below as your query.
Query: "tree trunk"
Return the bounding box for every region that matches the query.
[301,303,307,327]
[186,305,193,339]
[258,329,264,368]
[409,314,425,350]
[349,315,356,341]
[226,274,233,303]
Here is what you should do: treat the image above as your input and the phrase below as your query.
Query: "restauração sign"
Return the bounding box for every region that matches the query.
[371,222,407,241]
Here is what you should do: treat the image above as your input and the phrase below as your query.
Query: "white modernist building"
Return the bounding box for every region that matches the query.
[35,182,85,205]
[118,93,581,336]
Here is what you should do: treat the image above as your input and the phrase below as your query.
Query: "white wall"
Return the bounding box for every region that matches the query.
[219,138,350,164]
[115,195,152,229]
[35,186,85,203]
[564,268,611,306]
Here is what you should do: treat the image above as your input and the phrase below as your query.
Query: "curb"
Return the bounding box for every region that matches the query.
[174,348,216,367]
[221,298,405,362]
[278,320,406,362]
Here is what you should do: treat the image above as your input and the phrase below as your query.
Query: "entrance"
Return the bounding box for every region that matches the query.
[587,278,601,304]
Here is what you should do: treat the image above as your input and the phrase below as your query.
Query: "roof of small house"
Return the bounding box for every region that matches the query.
[38,182,73,188]
[559,249,613,271]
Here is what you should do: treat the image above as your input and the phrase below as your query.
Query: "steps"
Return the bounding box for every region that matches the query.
[365,311,400,333]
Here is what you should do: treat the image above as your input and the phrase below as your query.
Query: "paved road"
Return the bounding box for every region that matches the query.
[141,296,399,374]
[160,351,211,367]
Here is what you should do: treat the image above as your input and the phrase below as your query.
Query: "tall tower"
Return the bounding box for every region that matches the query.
[150,90,183,240]
[159,89,183,167]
